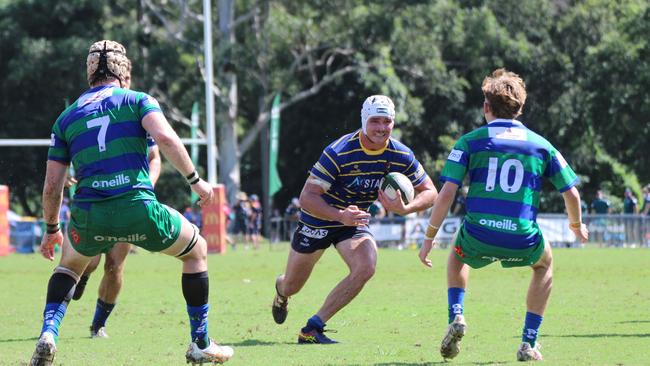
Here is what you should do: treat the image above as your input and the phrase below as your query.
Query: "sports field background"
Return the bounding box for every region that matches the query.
[1,245,648,365]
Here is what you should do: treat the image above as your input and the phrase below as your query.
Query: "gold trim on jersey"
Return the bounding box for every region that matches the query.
[323,151,340,173]
[324,192,347,203]
[298,219,344,229]
[339,170,386,177]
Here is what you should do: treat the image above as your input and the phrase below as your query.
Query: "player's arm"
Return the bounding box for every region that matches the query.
[562,186,589,242]
[40,160,68,261]
[299,175,370,227]
[142,112,213,206]
[418,181,458,267]
[147,145,161,186]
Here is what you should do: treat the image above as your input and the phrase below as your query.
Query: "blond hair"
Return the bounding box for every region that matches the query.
[481,68,527,119]
[86,40,130,87]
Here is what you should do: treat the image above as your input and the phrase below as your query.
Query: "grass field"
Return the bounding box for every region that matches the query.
[1,245,649,365]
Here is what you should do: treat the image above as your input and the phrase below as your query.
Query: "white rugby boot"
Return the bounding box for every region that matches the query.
[440,314,467,360]
[185,339,234,364]
[30,332,57,366]
[517,341,543,361]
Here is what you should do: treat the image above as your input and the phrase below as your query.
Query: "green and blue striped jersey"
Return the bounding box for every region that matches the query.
[441,119,578,249]
[48,85,162,202]
[304,130,428,228]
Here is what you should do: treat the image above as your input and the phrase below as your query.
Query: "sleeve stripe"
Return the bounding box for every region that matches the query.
[313,162,335,180]
[323,151,340,173]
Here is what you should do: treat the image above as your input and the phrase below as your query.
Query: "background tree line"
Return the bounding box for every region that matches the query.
[1,0,648,216]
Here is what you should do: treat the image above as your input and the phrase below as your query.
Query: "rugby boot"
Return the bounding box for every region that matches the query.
[30,332,57,366]
[72,275,90,301]
[271,279,289,324]
[517,342,543,361]
[185,339,234,364]
[298,328,338,344]
[90,326,109,338]
[440,314,466,359]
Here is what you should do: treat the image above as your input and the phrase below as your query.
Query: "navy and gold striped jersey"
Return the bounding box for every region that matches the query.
[48,85,161,202]
[303,130,428,228]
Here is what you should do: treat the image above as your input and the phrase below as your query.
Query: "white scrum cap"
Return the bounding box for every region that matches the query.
[360,95,395,134]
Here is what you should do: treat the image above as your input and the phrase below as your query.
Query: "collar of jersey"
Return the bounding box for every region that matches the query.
[359,132,389,155]
[487,118,524,126]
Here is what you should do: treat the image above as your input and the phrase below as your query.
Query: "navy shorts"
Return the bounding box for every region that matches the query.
[290,222,374,253]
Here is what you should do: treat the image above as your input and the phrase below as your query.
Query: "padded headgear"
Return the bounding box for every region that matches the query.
[86,40,130,87]
[360,95,395,134]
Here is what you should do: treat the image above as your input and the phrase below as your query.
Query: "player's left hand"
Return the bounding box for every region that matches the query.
[40,231,63,261]
[418,239,434,267]
[569,223,589,243]
[378,189,408,216]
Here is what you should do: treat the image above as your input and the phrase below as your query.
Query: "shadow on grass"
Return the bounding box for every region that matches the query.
[616,320,650,324]
[227,339,294,347]
[545,333,650,338]
[0,336,38,343]
[372,362,508,366]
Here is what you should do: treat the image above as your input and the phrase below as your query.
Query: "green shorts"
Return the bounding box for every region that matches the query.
[68,195,182,257]
[453,227,545,269]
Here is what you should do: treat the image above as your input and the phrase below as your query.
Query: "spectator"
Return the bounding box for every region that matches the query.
[591,190,611,214]
[451,186,468,217]
[183,205,203,232]
[232,192,251,248]
[284,197,301,241]
[641,185,650,215]
[59,197,71,232]
[623,187,637,214]
[249,194,263,249]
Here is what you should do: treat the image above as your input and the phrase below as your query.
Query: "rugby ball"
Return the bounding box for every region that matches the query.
[379,172,415,204]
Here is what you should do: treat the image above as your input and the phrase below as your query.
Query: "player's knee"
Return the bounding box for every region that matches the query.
[351,263,375,283]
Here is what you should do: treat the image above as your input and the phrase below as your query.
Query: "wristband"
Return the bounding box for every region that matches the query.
[46,223,60,234]
[185,171,198,181]
[425,223,439,239]
[569,222,583,229]
[424,236,435,241]
[186,171,200,185]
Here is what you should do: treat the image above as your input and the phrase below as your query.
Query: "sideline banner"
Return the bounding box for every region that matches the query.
[0,186,11,256]
[202,184,228,253]
[405,217,462,244]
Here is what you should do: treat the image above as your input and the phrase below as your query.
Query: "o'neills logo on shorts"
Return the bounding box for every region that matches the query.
[94,234,147,242]
[299,226,328,239]
[92,174,131,188]
[70,228,81,244]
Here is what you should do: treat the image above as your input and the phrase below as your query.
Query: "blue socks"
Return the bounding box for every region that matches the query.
[41,302,68,341]
[447,287,465,323]
[187,304,210,349]
[91,299,115,332]
[302,315,325,333]
[522,311,543,347]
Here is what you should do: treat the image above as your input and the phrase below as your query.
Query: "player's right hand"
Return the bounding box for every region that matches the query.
[191,179,215,207]
[40,231,63,261]
[418,239,434,267]
[338,205,370,227]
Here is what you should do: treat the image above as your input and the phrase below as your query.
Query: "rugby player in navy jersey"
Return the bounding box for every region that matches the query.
[30,40,233,365]
[271,95,438,344]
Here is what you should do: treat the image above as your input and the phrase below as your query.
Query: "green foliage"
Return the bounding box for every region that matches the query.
[0,0,649,214]
[2,247,650,364]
